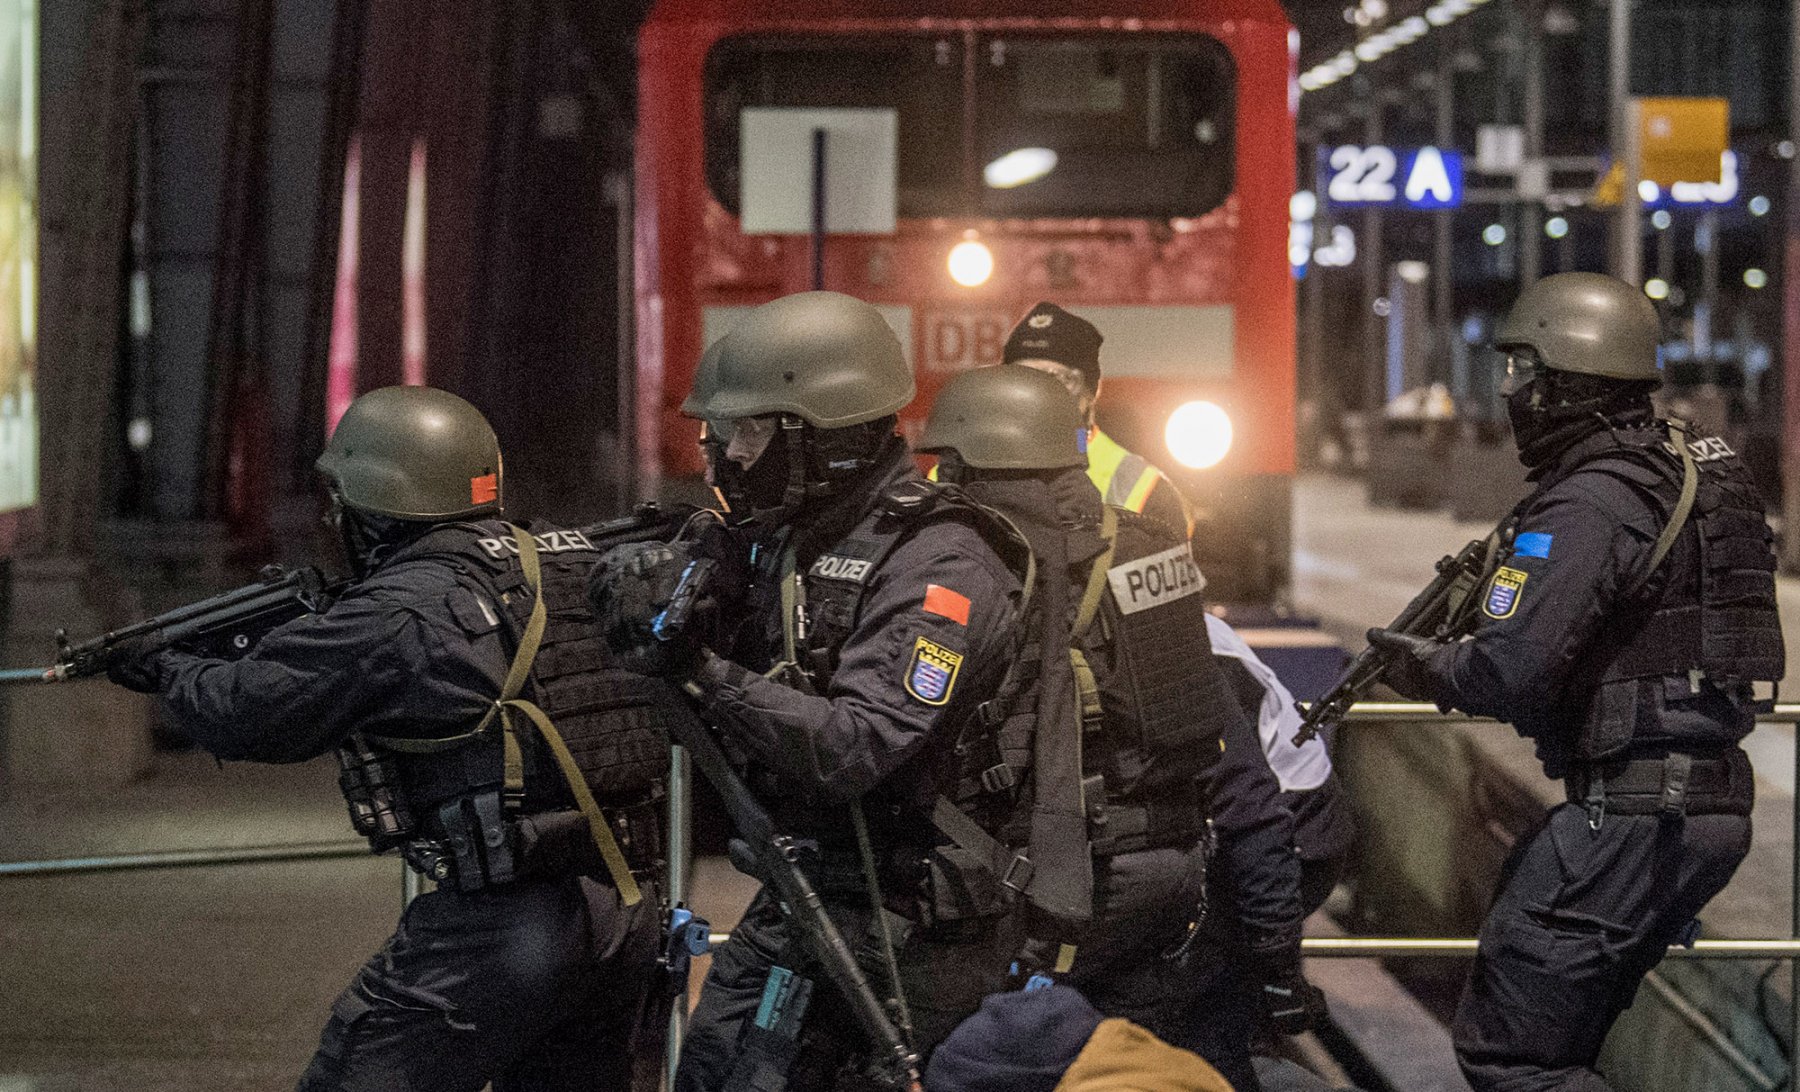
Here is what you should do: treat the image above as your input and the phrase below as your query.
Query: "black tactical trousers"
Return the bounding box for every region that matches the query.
[1050,843,1263,1092]
[296,873,663,1092]
[1452,800,1752,1092]
[675,886,1016,1092]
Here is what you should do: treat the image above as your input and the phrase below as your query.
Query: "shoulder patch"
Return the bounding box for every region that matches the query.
[905,635,964,706]
[1484,566,1529,619]
[1512,532,1552,559]
[1107,543,1206,616]
[922,584,971,625]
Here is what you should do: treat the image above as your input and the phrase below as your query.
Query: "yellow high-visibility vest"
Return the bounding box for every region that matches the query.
[1086,428,1162,513]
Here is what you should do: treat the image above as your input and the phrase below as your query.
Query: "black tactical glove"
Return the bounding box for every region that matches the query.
[587,541,703,678]
[105,634,168,693]
[1251,939,1329,1036]
[1365,627,1445,703]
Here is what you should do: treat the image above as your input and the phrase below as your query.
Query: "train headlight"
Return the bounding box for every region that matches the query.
[1165,400,1233,470]
[948,240,994,287]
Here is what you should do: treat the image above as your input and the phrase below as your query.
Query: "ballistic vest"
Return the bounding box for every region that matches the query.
[350,513,689,884]
[756,474,1043,920]
[1523,423,1783,762]
[952,475,1221,859]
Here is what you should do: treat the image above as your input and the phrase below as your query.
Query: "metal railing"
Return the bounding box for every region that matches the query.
[7,703,1800,1085]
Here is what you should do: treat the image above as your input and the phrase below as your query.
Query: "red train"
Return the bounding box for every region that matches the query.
[636,0,1296,601]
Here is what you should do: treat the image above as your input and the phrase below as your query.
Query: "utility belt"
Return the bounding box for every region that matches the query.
[1564,748,1751,824]
[402,790,665,893]
[1088,796,1210,858]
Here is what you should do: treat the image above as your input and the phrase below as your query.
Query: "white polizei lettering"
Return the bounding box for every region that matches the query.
[811,556,873,582]
[478,538,509,560]
[1107,543,1207,616]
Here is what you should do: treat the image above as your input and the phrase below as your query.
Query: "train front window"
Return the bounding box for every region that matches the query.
[975,35,1236,219]
[703,33,1236,222]
[703,36,967,218]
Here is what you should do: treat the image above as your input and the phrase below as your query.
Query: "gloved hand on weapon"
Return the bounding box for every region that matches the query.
[105,634,169,693]
[1250,935,1329,1036]
[1364,627,1445,703]
[588,541,705,678]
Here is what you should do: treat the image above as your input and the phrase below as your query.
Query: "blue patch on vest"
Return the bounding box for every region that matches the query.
[1076,429,1089,454]
[1513,532,1553,559]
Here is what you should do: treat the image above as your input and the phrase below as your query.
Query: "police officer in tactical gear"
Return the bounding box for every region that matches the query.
[1368,272,1783,1092]
[1001,302,1193,534]
[107,386,673,1092]
[588,291,1026,1091]
[918,365,1317,1092]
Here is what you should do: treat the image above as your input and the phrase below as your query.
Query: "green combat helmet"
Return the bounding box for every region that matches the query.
[680,291,913,427]
[919,365,1088,471]
[316,385,503,520]
[1495,272,1662,382]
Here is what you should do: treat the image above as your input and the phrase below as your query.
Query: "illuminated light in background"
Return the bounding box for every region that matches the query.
[1372,296,1392,317]
[1644,278,1670,300]
[947,240,995,287]
[1399,16,1429,38]
[1165,401,1234,470]
[983,147,1058,189]
[1291,190,1319,223]
[326,134,363,433]
[1779,140,1797,160]
[1651,209,1672,230]
[402,137,428,386]
[1426,4,1455,25]
[1396,260,1430,284]
[1751,195,1772,216]
[1545,216,1569,239]
[1313,224,1358,267]
[1745,268,1769,290]
[1482,223,1507,246]
[1354,40,1383,62]
[1638,180,1661,202]
[1333,51,1358,75]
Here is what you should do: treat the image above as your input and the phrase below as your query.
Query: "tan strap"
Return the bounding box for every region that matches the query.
[779,540,802,667]
[504,697,643,906]
[366,524,641,903]
[1069,648,1104,735]
[1624,421,1700,599]
[1073,506,1118,637]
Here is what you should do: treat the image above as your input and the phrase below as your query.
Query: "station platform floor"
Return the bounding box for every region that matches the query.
[0,472,1795,1090]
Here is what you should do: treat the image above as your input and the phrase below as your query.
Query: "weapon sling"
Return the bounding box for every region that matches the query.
[368,524,642,905]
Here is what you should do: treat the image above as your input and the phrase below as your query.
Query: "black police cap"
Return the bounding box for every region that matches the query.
[1001,302,1103,392]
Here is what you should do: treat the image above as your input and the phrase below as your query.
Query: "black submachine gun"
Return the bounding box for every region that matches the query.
[655,556,925,1092]
[16,565,343,684]
[1291,536,1493,746]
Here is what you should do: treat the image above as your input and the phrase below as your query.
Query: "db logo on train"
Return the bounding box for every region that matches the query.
[925,310,1014,373]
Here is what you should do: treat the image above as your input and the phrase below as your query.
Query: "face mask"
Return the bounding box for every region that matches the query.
[1505,381,1547,449]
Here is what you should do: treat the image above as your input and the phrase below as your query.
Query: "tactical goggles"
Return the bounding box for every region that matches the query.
[1499,348,1548,395]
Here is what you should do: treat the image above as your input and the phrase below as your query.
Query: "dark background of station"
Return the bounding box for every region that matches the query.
[31,0,1798,588]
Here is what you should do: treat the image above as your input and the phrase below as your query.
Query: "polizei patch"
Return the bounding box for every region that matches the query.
[1484,566,1529,619]
[1107,543,1207,616]
[905,636,964,706]
[809,554,874,583]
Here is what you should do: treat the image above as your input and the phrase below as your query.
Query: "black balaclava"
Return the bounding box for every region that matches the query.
[707,416,903,528]
[327,492,434,579]
[1507,370,1658,471]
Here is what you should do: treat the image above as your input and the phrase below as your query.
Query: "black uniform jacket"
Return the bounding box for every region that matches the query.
[141,529,506,763]
[1423,426,1752,775]
[690,455,1023,814]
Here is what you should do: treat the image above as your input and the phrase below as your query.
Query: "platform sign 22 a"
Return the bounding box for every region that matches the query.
[1323,145,1463,210]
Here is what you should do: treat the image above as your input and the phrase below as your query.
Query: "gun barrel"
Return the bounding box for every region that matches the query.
[0,667,52,684]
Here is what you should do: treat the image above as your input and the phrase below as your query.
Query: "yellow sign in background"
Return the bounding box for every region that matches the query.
[1636,96,1729,187]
